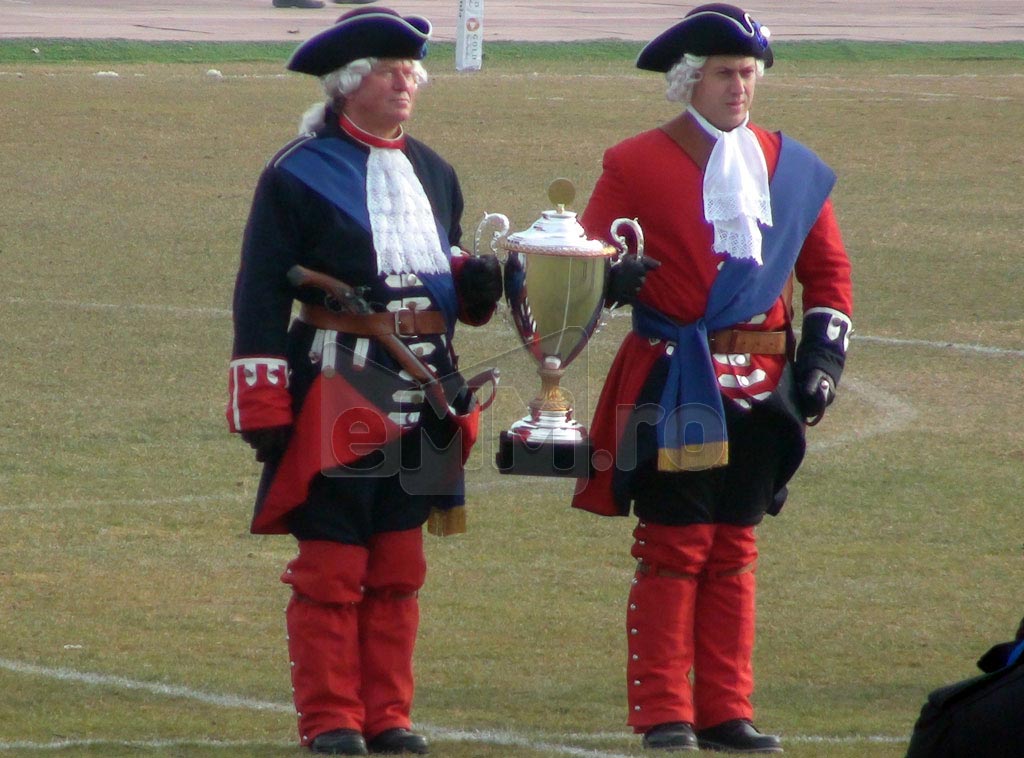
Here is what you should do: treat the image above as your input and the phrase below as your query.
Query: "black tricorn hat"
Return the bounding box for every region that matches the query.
[636,3,773,73]
[287,7,432,77]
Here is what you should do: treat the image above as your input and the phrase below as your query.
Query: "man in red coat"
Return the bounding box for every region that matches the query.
[572,4,853,753]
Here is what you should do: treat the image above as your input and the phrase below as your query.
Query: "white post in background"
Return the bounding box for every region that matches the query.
[455,0,484,71]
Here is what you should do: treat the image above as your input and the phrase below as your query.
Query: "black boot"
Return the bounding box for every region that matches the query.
[366,728,429,755]
[310,729,368,755]
[696,720,783,754]
[642,722,699,751]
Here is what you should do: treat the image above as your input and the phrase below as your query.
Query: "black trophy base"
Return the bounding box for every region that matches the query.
[496,431,593,478]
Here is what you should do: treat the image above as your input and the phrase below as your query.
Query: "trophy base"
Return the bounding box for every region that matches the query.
[495,430,593,478]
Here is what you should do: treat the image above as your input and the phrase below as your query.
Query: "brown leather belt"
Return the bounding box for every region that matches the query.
[707,329,787,355]
[299,303,447,338]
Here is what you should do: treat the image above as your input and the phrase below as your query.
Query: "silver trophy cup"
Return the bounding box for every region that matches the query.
[475,179,644,477]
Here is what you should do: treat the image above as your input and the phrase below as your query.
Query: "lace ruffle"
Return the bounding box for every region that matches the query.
[704,192,772,224]
[367,148,449,276]
[713,220,764,263]
[688,106,773,265]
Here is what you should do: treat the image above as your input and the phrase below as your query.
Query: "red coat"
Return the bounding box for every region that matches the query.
[572,118,853,517]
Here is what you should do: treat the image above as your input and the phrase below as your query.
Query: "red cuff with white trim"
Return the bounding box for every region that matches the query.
[226,357,293,433]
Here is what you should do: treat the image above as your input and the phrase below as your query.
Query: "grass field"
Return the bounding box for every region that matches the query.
[1,40,1023,757]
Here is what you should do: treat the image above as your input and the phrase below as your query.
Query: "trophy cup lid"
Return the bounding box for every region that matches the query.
[503,179,616,258]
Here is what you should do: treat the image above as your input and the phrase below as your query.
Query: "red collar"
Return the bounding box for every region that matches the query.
[340,114,406,149]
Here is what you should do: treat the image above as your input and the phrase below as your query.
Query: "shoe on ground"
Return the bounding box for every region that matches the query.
[696,719,783,754]
[273,0,326,8]
[332,0,377,4]
[641,722,699,751]
[310,728,368,755]
[367,727,429,755]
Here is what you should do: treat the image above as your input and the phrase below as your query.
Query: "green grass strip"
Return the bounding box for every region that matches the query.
[1,38,1022,65]
[0,39,298,64]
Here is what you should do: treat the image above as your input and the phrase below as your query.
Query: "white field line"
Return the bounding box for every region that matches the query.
[0,738,296,751]
[854,333,1024,358]
[0,656,907,753]
[0,656,639,757]
[0,658,289,712]
[4,296,231,319]
[0,655,901,753]
[417,728,634,758]
[554,730,907,744]
[810,375,917,451]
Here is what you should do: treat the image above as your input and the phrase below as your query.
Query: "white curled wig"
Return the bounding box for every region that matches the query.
[298,57,429,134]
[664,53,765,105]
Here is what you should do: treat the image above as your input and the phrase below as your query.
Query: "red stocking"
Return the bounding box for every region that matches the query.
[282,540,368,747]
[693,525,758,729]
[627,522,715,731]
[359,528,427,739]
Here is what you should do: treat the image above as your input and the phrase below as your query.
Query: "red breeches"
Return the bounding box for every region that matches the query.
[627,521,758,732]
[281,529,426,746]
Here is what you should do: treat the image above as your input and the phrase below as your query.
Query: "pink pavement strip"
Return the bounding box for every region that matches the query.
[1,0,1022,44]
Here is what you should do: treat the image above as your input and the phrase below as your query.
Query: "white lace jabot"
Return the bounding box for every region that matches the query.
[342,115,449,276]
[687,105,773,265]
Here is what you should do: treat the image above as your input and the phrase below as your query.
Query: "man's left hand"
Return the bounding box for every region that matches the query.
[457,254,503,322]
[241,425,291,463]
[798,368,836,425]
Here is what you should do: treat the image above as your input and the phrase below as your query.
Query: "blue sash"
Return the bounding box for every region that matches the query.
[632,134,836,471]
[1008,640,1024,668]
[277,137,460,332]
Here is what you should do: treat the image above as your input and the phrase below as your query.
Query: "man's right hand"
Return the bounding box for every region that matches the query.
[605,253,660,308]
[240,425,291,463]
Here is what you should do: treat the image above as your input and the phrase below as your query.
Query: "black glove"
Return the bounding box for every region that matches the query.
[240,425,291,463]
[457,254,503,322]
[605,254,660,308]
[797,368,836,426]
[794,309,851,425]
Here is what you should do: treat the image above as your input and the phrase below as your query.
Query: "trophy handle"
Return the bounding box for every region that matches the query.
[466,367,500,412]
[610,217,645,260]
[474,212,511,261]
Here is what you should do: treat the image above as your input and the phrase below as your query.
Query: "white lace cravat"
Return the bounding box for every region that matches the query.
[688,105,773,265]
[365,147,449,276]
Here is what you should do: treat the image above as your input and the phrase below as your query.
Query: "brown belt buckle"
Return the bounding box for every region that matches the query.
[394,308,416,337]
